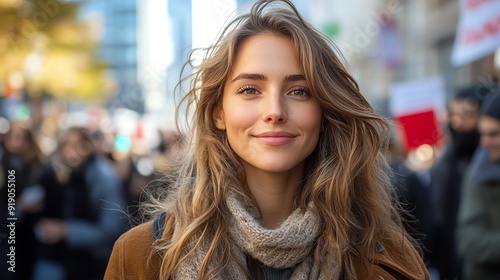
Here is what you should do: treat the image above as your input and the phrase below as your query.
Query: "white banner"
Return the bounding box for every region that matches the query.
[389,76,446,117]
[451,0,500,66]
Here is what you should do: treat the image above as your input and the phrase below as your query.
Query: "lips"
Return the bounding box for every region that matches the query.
[254,131,297,146]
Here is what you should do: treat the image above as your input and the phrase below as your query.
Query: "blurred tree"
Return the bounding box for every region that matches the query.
[0,0,109,101]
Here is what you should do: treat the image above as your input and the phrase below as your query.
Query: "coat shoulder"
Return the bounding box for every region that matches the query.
[353,235,429,280]
[104,221,163,280]
[369,236,429,280]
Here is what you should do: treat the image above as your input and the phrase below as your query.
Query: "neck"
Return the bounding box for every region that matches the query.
[243,162,304,229]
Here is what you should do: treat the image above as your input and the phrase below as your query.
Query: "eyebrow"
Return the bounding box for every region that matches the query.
[231,73,266,83]
[284,74,306,82]
[230,73,306,83]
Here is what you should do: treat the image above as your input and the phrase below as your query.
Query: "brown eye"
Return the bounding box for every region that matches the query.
[288,87,310,98]
[238,86,260,95]
[244,88,257,95]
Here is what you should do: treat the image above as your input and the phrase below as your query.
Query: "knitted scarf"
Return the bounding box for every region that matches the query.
[173,191,336,279]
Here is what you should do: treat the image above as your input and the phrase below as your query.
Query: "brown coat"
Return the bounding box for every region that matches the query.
[104,216,429,280]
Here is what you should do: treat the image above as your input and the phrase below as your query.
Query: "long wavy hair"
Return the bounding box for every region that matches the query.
[146,1,410,279]
[3,121,44,166]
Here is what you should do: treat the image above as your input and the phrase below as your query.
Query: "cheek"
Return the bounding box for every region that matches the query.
[300,105,322,135]
[463,117,478,129]
[222,100,258,132]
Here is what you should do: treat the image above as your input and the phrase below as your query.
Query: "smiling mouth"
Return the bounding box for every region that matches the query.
[254,132,297,146]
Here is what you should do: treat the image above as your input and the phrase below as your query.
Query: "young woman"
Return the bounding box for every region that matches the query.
[1,121,44,280]
[34,127,126,280]
[105,1,429,279]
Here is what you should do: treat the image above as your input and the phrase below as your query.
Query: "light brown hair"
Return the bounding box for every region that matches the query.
[4,121,44,165]
[146,1,410,279]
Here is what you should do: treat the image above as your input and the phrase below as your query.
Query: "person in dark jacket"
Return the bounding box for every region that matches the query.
[0,121,44,280]
[458,92,500,279]
[388,136,431,249]
[33,127,126,280]
[428,85,494,279]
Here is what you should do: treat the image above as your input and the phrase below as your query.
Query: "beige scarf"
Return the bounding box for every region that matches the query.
[173,191,337,279]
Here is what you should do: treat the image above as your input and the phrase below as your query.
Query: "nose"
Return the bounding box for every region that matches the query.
[263,91,287,123]
[449,114,461,131]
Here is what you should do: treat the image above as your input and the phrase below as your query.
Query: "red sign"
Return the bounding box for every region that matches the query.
[395,110,442,150]
[389,77,445,152]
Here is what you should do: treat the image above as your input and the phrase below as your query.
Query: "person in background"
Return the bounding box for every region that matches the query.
[428,85,490,280]
[33,126,126,280]
[0,121,44,280]
[457,92,500,279]
[388,135,432,259]
[90,129,114,162]
[90,129,150,226]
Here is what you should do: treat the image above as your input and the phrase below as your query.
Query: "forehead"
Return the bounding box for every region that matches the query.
[229,33,302,76]
[9,126,26,135]
[479,116,500,132]
[449,99,479,113]
[65,131,84,144]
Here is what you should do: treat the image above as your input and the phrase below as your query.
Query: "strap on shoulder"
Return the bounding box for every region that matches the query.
[152,212,168,243]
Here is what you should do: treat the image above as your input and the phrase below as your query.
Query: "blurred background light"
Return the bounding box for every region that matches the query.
[136,157,154,177]
[191,0,236,65]
[14,104,31,121]
[0,117,10,134]
[415,144,435,163]
[114,134,132,153]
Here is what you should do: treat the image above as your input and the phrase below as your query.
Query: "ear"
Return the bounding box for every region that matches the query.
[212,106,226,130]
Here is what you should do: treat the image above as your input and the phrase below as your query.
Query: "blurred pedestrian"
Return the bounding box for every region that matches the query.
[457,92,500,279]
[428,85,490,279]
[90,129,150,225]
[388,136,432,258]
[113,153,151,225]
[105,1,429,279]
[0,121,44,280]
[33,126,126,280]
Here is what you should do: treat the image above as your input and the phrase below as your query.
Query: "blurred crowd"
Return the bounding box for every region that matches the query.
[0,85,500,280]
[392,83,500,280]
[0,113,184,280]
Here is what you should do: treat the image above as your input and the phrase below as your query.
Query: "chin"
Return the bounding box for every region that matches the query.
[262,167,295,173]
[255,160,303,174]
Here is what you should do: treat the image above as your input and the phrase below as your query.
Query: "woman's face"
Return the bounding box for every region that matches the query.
[62,131,92,168]
[214,33,322,174]
[5,125,28,155]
